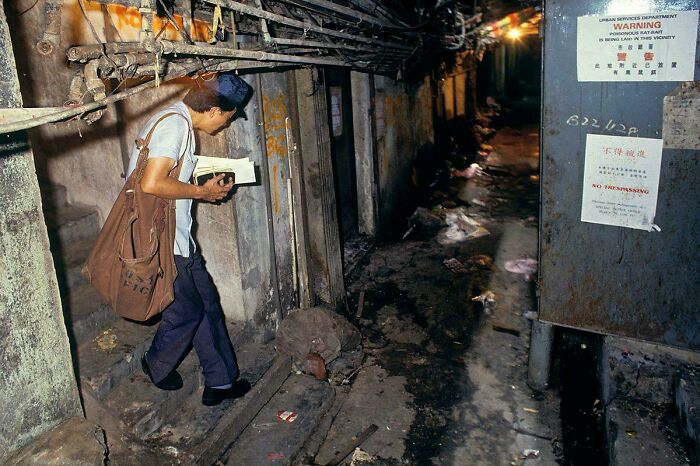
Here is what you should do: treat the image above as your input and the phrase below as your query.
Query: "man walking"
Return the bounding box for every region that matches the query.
[127,73,251,406]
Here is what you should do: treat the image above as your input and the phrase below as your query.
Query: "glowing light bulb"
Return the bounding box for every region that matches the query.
[507,28,522,39]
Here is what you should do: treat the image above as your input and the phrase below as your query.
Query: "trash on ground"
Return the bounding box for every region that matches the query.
[443,258,469,274]
[492,323,521,337]
[522,310,538,320]
[276,306,361,366]
[324,424,379,466]
[305,352,327,380]
[452,163,482,179]
[276,411,298,423]
[437,208,490,245]
[267,452,285,461]
[94,329,118,351]
[472,291,496,313]
[350,448,377,465]
[504,258,538,280]
[470,198,488,207]
[327,346,364,385]
[522,449,540,459]
[467,254,493,268]
[355,290,366,318]
[409,206,445,230]
[523,407,539,414]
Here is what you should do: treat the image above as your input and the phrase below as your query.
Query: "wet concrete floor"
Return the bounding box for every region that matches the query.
[313,126,562,465]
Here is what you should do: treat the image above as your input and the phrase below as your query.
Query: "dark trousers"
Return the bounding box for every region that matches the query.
[145,250,238,387]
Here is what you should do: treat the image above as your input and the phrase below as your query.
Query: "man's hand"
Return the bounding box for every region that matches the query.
[198,174,234,202]
[140,157,234,202]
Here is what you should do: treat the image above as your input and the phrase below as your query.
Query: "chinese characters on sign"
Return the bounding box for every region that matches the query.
[330,86,343,137]
[581,134,663,231]
[577,10,699,81]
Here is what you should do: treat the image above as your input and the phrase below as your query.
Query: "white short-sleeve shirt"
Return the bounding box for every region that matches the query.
[126,101,197,257]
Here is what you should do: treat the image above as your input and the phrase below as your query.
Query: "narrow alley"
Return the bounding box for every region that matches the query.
[1,1,699,466]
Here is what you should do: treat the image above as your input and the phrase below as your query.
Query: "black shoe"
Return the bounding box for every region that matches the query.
[141,353,183,391]
[202,379,251,406]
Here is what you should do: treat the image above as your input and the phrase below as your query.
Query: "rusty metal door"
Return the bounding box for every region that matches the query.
[539,1,700,350]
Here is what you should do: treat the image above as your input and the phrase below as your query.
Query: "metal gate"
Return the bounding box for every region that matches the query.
[539,0,700,350]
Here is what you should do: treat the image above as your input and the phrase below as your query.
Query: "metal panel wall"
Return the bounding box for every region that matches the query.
[540,0,700,350]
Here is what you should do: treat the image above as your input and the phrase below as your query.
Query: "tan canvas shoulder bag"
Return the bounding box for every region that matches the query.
[83,112,190,321]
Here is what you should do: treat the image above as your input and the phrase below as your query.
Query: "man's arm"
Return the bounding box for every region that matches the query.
[140,157,233,202]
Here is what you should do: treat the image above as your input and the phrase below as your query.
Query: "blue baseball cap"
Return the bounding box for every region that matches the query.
[203,73,251,112]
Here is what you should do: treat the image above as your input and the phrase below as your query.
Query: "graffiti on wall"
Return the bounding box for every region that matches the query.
[262,92,289,214]
[65,0,211,43]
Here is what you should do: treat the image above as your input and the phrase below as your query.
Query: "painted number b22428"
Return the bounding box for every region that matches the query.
[566,115,638,137]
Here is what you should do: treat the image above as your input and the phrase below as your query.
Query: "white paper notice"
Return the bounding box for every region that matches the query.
[577,10,699,82]
[581,134,663,231]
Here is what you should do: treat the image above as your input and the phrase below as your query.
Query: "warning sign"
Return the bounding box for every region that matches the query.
[577,10,699,82]
[581,134,663,231]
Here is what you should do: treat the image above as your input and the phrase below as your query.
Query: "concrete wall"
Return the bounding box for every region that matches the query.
[7,0,125,222]
[4,2,282,330]
[374,75,434,232]
[0,4,82,461]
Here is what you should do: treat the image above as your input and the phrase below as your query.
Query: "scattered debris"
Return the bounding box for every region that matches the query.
[522,310,538,320]
[443,254,493,274]
[522,448,540,459]
[324,424,379,466]
[94,329,118,351]
[504,258,538,280]
[327,347,364,385]
[492,323,521,337]
[267,452,285,461]
[305,352,327,380]
[350,448,376,465]
[472,291,496,313]
[276,411,298,423]
[452,163,482,179]
[467,254,494,268]
[437,208,490,245]
[523,407,539,414]
[409,206,445,230]
[276,306,361,366]
[356,291,366,318]
[443,258,469,274]
[470,198,488,207]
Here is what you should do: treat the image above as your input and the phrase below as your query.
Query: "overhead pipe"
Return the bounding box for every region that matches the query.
[200,0,414,51]
[36,0,64,56]
[66,70,86,106]
[68,43,145,62]
[0,58,290,135]
[83,59,107,123]
[150,40,350,66]
[278,0,393,29]
[268,36,403,55]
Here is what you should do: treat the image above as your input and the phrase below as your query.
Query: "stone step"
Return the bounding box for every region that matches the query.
[607,400,691,466]
[62,283,117,347]
[146,348,292,465]
[77,318,157,400]
[44,203,100,249]
[52,236,95,290]
[674,370,700,466]
[38,181,68,210]
[222,374,335,466]
[102,349,204,439]
[102,342,280,442]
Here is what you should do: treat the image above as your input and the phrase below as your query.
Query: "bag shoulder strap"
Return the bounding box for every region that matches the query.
[132,112,192,183]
